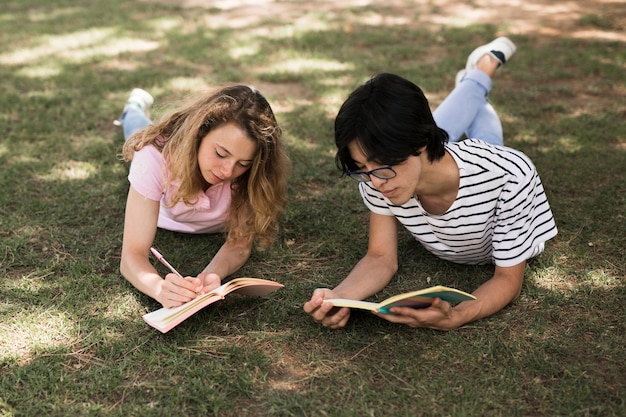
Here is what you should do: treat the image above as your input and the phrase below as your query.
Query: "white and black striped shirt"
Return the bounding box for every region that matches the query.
[360,139,558,267]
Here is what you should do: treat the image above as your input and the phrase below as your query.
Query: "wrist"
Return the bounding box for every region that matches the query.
[155,278,166,305]
[449,300,478,329]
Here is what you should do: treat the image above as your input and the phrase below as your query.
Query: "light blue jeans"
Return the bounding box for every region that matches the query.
[433,70,503,146]
[121,107,151,140]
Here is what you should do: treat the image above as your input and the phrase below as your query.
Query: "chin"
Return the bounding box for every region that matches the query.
[387,195,412,205]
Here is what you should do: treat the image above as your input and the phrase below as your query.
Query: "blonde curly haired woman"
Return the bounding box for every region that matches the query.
[118,85,289,308]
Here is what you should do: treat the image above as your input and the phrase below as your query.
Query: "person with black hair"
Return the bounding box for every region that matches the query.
[304,37,557,330]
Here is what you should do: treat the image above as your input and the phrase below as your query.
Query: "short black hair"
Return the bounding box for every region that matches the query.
[334,73,448,173]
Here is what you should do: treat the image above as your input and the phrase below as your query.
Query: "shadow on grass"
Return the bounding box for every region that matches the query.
[1,1,625,415]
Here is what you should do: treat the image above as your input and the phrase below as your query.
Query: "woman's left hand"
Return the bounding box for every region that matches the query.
[197,272,222,294]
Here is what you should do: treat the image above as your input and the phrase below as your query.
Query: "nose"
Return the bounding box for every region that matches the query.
[369,175,387,188]
[219,160,236,179]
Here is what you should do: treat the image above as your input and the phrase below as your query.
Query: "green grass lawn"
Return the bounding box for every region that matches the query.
[1,1,624,416]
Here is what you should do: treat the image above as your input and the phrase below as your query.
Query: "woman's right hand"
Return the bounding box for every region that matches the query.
[158,273,203,308]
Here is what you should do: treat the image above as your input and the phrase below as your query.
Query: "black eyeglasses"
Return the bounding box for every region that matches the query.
[346,166,397,182]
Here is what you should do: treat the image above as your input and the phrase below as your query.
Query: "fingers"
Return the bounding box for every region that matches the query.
[324,307,350,329]
[303,288,326,315]
[376,299,453,329]
[303,288,350,329]
[198,272,221,294]
[160,273,202,308]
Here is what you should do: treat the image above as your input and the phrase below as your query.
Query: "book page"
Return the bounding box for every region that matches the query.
[221,278,284,297]
[322,299,380,311]
[144,292,223,325]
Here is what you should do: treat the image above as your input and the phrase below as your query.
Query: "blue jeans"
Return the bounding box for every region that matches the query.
[433,70,503,146]
[121,107,151,140]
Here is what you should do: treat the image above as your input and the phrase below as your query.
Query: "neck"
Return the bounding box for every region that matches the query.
[415,150,459,215]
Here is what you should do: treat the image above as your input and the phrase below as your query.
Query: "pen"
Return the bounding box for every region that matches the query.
[150,247,183,278]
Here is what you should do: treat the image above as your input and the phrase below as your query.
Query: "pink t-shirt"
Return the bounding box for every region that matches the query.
[128,145,231,234]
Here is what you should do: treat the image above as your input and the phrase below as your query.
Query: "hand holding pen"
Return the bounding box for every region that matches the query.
[150,247,201,300]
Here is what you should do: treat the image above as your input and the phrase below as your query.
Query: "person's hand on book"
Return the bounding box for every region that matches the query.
[159,273,204,309]
[371,297,458,331]
[303,288,351,329]
[197,271,222,295]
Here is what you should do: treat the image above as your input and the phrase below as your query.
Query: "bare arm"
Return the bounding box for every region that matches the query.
[379,261,526,330]
[332,213,399,299]
[304,212,399,328]
[120,187,201,307]
[196,236,252,290]
[452,261,525,325]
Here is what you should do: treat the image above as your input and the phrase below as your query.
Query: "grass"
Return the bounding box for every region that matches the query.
[1,1,625,416]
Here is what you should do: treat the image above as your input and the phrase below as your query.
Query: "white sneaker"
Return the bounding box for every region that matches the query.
[465,37,516,71]
[125,88,154,113]
[113,88,154,126]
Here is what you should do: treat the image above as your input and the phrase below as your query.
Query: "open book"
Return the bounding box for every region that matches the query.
[143,278,284,333]
[322,285,475,314]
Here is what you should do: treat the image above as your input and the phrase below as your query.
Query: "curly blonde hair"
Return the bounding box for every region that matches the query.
[122,85,290,250]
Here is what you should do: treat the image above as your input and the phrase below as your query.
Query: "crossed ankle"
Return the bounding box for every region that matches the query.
[476,54,500,77]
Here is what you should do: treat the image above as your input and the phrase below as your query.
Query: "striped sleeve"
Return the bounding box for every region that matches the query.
[491,163,558,266]
[455,140,557,266]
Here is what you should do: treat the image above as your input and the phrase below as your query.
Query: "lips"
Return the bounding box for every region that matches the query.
[208,171,224,184]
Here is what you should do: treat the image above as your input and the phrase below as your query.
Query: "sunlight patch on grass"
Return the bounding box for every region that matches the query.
[230,44,260,59]
[264,57,353,75]
[270,99,312,115]
[317,74,354,90]
[0,307,74,364]
[98,58,144,72]
[13,224,47,242]
[0,28,115,65]
[146,16,185,33]
[585,269,620,287]
[267,97,314,115]
[15,64,61,78]
[316,74,356,106]
[0,28,160,66]
[530,266,577,293]
[7,153,39,167]
[28,7,83,22]
[105,292,145,318]
[554,135,583,152]
[512,131,540,146]
[284,136,321,152]
[0,13,18,23]
[36,160,99,182]
[356,12,413,27]
[530,264,621,295]
[535,134,582,154]
[166,77,210,91]
[60,38,161,63]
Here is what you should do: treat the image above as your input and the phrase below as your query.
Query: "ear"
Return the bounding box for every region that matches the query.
[414,146,427,156]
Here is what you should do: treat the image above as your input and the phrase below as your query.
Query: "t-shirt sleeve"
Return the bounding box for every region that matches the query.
[358,182,395,216]
[127,145,166,202]
[492,167,558,267]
